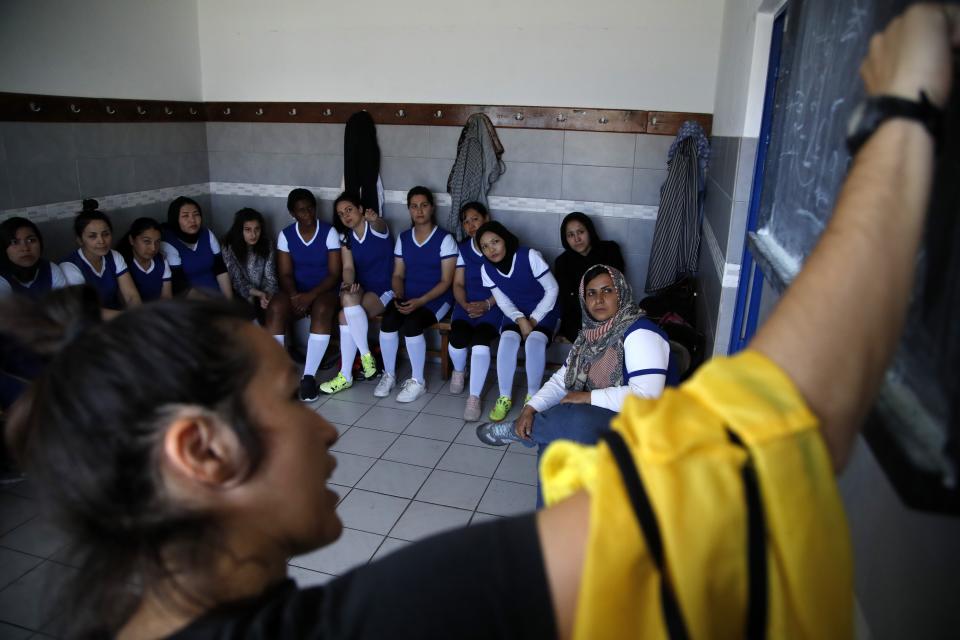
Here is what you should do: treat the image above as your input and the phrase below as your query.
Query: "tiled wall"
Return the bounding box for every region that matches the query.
[697,135,757,356]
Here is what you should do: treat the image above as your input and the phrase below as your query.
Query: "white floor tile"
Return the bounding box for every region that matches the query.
[415,470,489,510]
[453,423,504,450]
[353,406,418,433]
[371,537,411,563]
[328,484,351,505]
[330,422,351,436]
[322,381,379,405]
[290,528,383,575]
[0,519,68,560]
[355,461,430,499]
[336,490,409,535]
[0,496,39,538]
[508,441,538,456]
[471,512,504,526]
[329,452,377,487]
[318,399,373,425]
[0,561,77,630]
[477,479,538,517]
[375,389,436,412]
[331,428,398,458]
[381,436,449,468]
[388,501,472,541]
[0,549,42,592]
[420,393,467,419]
[436,444,505,478]
[287,565,336,588]
[494,452,540,486]
[402,413,464,442]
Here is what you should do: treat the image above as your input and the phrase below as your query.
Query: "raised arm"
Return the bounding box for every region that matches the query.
[751,4,958,471]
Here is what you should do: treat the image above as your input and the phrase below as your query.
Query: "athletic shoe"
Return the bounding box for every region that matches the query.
[488,395,512,422]
[476,421,534,448]
[359,352,379,381]
[463,395,483,421]
[373,373,396,398]
[396,378,427,403]
[319,372,352,395]
[449,370,466,394]
[299,375,320,402]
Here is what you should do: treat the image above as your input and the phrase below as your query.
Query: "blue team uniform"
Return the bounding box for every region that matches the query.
[130,255,171,302]
[346,221,393,297]
[0,259,55,299]
[61,249,127,310]
[453,237,503,327]
[481,247,559,332]
[162,228,222,293]
[396,226,458,316]
[279,221,340,293]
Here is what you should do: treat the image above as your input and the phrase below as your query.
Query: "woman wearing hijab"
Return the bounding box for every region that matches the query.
[476,221,559,422]
[477,264,670,504]
[554,212,625,342]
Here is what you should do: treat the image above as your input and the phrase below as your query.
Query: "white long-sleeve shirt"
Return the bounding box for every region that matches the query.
[527,319,671,413]
[481,250,559,323]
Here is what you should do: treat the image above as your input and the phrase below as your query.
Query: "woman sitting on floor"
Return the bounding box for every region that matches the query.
[221,208,278,324]
[477,264,671,505]
[118,217,173,302]
[162,196,233,299]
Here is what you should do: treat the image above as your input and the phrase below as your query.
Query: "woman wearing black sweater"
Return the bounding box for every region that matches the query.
[554,211,625,342]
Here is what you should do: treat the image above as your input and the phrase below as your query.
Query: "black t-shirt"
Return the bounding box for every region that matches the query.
[555,241,626,341]
[166,514,555,639]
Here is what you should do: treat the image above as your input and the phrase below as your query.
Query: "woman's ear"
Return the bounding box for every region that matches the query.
[161,407,247,488]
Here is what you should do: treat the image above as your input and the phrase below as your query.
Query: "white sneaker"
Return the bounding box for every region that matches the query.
[396,378,427,403]
[373,373,396,398]
[449,370,466,394]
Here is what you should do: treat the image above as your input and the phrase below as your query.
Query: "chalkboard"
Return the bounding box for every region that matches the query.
[749,0,960,512]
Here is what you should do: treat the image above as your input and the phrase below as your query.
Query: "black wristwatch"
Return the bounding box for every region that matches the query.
[846,92,940,154]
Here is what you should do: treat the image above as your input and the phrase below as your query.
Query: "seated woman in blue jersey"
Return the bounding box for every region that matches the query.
[60,200,141,318]
[221,208,278,325]
[319,192,393,395]
[265,188,342,402]
[477,264,671,505]
[475,221,559,422]
[449,202,503,421]
[118,218,172,303]
[373,186,457,403]
[161,196,233,299]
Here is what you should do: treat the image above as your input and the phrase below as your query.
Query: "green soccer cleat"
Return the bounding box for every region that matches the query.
[359,352,378,380]
[319,372,353,395]
[488,395,513,422]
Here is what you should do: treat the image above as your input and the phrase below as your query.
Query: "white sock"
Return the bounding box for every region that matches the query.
[273,334,285,347]
[304,333,331,377]
[448,344,468,372]
[339,326,355,380]
[525,331,548,395]
[469,345,491,397]
[343,305,370,356]
[379,330,399,377]
[406,334,427,384]
[497,331,520,397]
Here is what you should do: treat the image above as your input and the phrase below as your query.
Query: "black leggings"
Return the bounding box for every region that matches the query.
[448,319,499,349]
[381,302,438,337]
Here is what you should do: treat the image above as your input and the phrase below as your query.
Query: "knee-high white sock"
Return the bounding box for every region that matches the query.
[379,330,399,377]
[343,305,370,356]
[339,326,356,380]
[304,333,331,377]
[448,344,468,373]
[273,334,285,347]
[469,345,491,397]
[497,331,521,397]
[524,332,549,395]
[406,334,427,384]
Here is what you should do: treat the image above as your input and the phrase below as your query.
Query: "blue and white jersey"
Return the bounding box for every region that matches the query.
[278,221,340,293]
[60,249,128,310]
[453,237,502,327]
[130,254,172,302]
[0,259,67,300]
[394,226,458,315]
[162,228,221,293]
[480,247,559,322]
[345,220,393,296]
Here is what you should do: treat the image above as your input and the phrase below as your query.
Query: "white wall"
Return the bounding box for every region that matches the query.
[197,0,725,112]
[0,0,202,100]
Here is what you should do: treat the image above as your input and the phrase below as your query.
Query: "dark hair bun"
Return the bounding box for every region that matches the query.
[82,198,99,212]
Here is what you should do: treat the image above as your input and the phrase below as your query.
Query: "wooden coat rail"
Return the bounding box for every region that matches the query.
[0,92,712,136]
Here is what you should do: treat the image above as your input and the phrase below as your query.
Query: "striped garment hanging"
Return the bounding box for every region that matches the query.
[644,136,703,293]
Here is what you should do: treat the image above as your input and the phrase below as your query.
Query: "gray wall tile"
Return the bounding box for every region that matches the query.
[208,151,259,183]
[2,123,77,163]
[133,154,181,191]
[587,215,628,246]
[708,135,738,199]
[178,151,210,185]
[703,178,733,256]
[562,165,632,203]
[152,123,207,154]
[427,126,461,159]
[38,218,79,260]
[382,201,412,232]
[8,159,80,208]
[497,129,563,164]
[631,168,667,205]
[490,162,562,199]
[634,134,672,169]
[254,153,342,187]
[563,131,635,168]
[302,123,344,155]
[380,157,451,193]
[626,218,656,255]
[491,210,561,251]
[77,156,137,197]
[725,199,749,264]
[378,125,430,158]
[72,123,133,157]
[734,136,758,203]
[206,123,252,153]
[623,252,649,295]
[247,123,331,155]
[0,159,11,210]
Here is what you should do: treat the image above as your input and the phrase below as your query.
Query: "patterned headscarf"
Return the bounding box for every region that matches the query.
[564,265,644,392]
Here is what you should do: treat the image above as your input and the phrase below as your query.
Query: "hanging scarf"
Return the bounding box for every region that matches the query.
[564,265,644,392]
[475,221,519,275]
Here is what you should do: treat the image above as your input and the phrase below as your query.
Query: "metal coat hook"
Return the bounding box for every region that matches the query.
[188,107,198,115]
[556,113,567,123]
[223,107,231,116]
[321,108,332,117]
[396,109,406,118]
[433,109,443,119]
[164,106,174,115]
[514,112,524,121]
[288,107,297,116]
[650,116,658,126]
[254,107,264,116]
[598,116,609,125]
[136,105,147,115]
[69,104,81,113]
[28,102,41,113]
[105,105,116,115]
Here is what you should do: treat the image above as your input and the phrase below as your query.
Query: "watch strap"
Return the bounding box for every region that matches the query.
[846,92,940,154]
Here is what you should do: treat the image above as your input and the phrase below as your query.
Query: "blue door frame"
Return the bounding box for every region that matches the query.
[728,9,787,354]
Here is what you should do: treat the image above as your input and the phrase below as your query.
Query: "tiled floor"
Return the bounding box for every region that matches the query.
[0,361,539,637]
